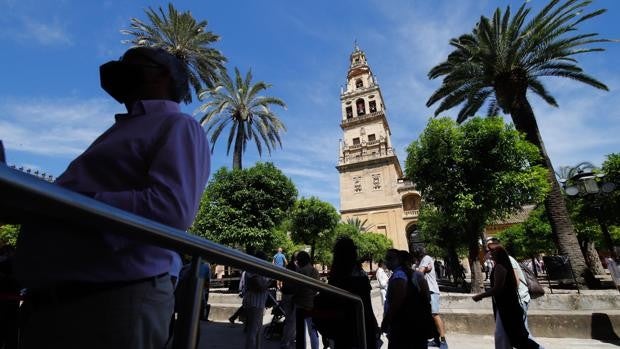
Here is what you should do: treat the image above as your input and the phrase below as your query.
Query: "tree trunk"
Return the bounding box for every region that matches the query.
[598,217,617,260]
[232,122,244,170]
[584,239,606,276]
[508,95,590,286]
[468,237,484,294]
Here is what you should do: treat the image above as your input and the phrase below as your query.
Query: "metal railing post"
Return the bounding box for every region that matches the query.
[174,256,204,349]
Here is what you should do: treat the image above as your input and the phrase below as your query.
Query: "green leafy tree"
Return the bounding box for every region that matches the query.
[563,153,620,260]
[356,232,393,266]
[289,197,339,262]
[417,204,470,286]
[406,117,549,292]
[198,68,286,170]
[497,206,556,260]
[600,153,620,229]
[426,0,612,284]
[192,162,297,251]
[0,224,19,247]
[123,3,226,103]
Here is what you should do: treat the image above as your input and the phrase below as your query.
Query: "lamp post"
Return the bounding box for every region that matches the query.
[562,170,617,260]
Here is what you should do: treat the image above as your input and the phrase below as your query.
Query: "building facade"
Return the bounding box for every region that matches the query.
[336,45,420,251]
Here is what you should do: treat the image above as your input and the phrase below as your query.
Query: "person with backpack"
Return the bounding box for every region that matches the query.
[412,246,447,347]
[293,251,319,349]
[485,236,544,346]
[473,245,543,349]
[243,251,271,349]
[381,249,431,349]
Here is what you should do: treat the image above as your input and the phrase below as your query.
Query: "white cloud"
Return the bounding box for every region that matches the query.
[0,97,120,156]
[18,17,73,46]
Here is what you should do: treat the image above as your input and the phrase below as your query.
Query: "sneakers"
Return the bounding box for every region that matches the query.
[428,337,448,347]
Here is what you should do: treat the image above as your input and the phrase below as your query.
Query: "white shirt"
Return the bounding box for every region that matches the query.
[376,267,389,290]
[419,255,440,294]
[242,271,270,308]
[509,256,531,304]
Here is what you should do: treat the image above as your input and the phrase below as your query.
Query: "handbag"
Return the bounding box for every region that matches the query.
[519,262,545,299]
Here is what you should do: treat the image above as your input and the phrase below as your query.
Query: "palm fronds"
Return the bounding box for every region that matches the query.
[427,0,610,122]
[122,3,226,103]
[197,67,287,169]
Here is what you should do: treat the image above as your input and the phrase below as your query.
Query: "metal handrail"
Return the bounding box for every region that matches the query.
[0,165,367,349]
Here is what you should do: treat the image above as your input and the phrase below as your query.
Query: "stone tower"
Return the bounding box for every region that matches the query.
[336,45,421,251]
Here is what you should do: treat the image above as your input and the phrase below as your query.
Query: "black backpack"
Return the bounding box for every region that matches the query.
[407,271,438,340]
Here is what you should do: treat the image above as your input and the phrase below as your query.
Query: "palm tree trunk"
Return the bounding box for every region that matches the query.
[233,123,244,170]
[584,239,606,276]
[509,96,593,285]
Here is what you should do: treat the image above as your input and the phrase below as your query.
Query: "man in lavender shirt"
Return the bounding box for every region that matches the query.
[15,47,210,349]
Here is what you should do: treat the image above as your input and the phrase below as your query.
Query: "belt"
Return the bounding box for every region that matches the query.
[26,273,168,308]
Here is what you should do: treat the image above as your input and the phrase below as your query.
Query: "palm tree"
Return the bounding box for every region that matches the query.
[345,217,375,232]
[198,67,286,170]
[426,0,612,284]
[122,3,226,103]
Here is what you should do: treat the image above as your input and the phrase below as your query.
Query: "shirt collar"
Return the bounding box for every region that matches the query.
[115,100,180,121]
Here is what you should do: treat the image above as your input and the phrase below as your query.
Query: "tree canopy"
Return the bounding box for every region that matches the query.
[289,197,339,261]
[191,162,297,251]
[405,116,549,291]
[0,224,19,247]
[497,206,555,260]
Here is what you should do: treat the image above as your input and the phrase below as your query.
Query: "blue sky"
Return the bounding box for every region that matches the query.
[1,0,619,209]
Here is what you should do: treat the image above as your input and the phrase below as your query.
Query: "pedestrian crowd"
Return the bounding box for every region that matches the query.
[230,240,449,349]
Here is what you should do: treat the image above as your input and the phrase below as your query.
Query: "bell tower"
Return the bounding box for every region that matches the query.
[336,44,419,251]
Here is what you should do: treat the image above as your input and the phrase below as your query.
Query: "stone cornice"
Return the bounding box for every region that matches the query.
[336,154,402,174]
[340,202,402,214]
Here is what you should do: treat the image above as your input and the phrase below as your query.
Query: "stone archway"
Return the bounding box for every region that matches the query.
[406,222,421,251]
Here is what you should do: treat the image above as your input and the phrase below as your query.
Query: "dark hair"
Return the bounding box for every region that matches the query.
[411,246,426,259]
[330,237,358,280]
[398,250,413,269]
[491,246,517,291]
[123,47,190,103]
[296,251,311,267]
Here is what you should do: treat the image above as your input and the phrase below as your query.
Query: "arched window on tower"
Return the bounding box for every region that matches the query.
[356,98,366,116]
[369,100,377,113]
[355,79,363,89]
[346,106,353,119]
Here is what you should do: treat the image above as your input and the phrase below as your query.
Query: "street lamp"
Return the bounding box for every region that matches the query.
[562,169,617,260]
[563,171,616,196]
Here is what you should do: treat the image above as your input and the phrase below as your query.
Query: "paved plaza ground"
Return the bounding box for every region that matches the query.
[197,319,620,349]
[205,278,620,348]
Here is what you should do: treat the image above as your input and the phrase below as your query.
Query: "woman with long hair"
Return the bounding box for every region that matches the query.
[473,246,543,349]
[326,237,378,349]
